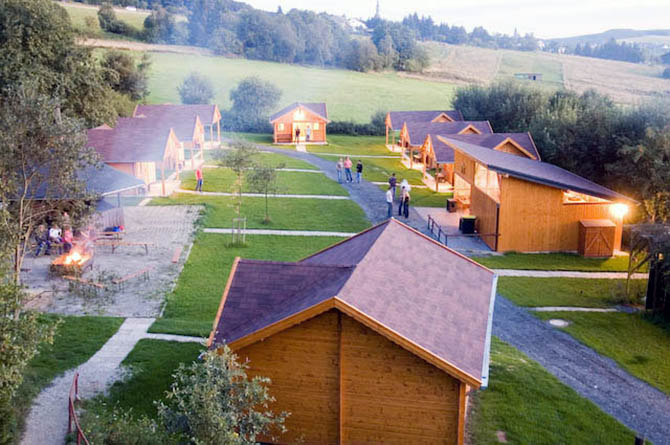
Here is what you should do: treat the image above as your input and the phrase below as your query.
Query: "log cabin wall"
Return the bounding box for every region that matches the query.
[497,176,622,252]
[234,309,464,444]
[470,186,499,251]
[272,107,327,143]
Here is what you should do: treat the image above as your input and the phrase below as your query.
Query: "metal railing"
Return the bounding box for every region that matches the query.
[68,372,90,445]
[427,215,500,247]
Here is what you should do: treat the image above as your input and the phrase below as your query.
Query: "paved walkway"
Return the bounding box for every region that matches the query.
[493,269,648,279]
[493,296,670,444]
[177,188,350,200]
[310,152,400,158]
[204,228,356,237]
[528,306,618,312]
[21,318,202,445]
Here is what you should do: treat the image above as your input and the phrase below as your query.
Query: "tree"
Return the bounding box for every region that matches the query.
[247,162,285,223]
[177,72,215,104]
[0,0,117,126]
[228,76,281,130]
[215,138,258,221]
[346,39,381,72]
[143,6,177,44]
[101,51,151,101]
[0,86,99,286]
[98,3,131,35]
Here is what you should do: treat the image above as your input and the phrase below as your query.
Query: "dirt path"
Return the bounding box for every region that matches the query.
[493,296,670,444]
[78,38,213,56]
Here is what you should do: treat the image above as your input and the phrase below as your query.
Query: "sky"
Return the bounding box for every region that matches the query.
[244,0,670,39]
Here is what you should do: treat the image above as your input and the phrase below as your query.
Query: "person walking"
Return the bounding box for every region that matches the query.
[336,158,343,183]
[388,172,397,199]
[355,160,363,183]
[403,188,411,218]
[386,186,393,218]
[195,167,203,192]
[344,156,353,183]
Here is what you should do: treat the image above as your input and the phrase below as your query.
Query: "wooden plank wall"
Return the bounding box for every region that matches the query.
[497,176,621,252]
[235,311,340,444]
[340,315,460,444]
[470,186,499,251]
[272,108,327,143]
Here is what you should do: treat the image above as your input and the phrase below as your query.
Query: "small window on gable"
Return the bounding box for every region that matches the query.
[278,123,284,131]
[314,122,320,130]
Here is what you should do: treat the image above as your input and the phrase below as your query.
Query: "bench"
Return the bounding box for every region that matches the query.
[63,275,105,292]
[97,231,125,241]
[112,266,153,289]
[95,239,154,255]
[171,246,183,263]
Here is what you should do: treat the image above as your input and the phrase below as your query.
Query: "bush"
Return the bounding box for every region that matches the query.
[177,72,215,105]
[328,110,386,136]
[98,3,132,36]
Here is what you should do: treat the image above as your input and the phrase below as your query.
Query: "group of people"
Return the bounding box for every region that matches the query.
[386,172,411,219]
[34,221,74,256]
[336,157,363,184]
[295,126,312,142]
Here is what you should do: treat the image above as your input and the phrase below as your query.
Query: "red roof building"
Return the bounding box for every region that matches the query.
[209,219,497,444]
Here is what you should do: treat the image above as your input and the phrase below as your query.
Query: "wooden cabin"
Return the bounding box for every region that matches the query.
[133,104,216,167]
[399,121,493,171]
[208,219,497,444]
[87,119,180,196]
[443,137,634,254]
[421,133,540,191]
[270,102,329,144]
[385,110,464,146]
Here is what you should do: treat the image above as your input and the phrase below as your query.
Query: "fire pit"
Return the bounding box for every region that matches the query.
[50,249,94,276]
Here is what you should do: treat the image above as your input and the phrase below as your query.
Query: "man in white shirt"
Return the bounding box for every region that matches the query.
[386,186,393,218]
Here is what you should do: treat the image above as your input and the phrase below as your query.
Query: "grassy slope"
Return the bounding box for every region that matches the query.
[146,52,457,123]
[12,315,123,438]
[497,277,646,308]
[151,234,344,336]
[61,3,146,40]
[496,52,564,88]
[536,311,670,394]
[473,252,631,271]
[150,194,370,232]
[180,168,347,196]
[469,338,635,444]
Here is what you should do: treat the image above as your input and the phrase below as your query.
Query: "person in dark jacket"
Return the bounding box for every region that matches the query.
[355,160,363,183]
[388,173,397,199]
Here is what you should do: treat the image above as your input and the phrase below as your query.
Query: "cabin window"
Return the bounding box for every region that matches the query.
[474,163,500,201]
[314,122,319,130]
[563,190,609,204]
[278,123,284,131]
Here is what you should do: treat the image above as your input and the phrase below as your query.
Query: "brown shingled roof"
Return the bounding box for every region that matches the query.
[209,219,497,387]
[404,121,494,146]
[134,103,221,126]
[87,118,177,163]
[387,110,464,130]
[446,132,541,160]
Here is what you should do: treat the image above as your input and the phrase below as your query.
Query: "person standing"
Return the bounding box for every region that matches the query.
[403,189,411,218]
[195,167,203,192]
[62,226,74,253]
[34,224,50,257]
[386,186,393,218]
[388,173,397,199]
[344,156,353,183]
[336,158,343,183]
[355,160,363,183]
[398,185,406,216]
[306,125,311,142]
[295,127,301,143]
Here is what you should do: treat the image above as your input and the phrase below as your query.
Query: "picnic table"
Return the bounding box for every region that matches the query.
[95,239,154,255]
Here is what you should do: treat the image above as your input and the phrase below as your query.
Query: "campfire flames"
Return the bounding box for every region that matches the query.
[51,249,93,276]
[64,251,85,265]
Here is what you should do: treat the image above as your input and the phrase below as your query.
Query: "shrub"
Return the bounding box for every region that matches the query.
[177,72,215,105]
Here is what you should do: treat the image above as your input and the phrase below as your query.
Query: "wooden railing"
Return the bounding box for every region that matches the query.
[68,372,90,445]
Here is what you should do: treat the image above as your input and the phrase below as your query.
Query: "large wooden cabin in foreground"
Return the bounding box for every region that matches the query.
[443,137,635,254]
[270,102,329,144]
[209,219,497,444]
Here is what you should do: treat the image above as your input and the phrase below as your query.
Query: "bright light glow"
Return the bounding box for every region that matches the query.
[64,251,82,265]
[610,203,628,219]
[293,109,305,121]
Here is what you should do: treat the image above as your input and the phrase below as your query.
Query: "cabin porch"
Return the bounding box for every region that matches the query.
[400,146,425,171]
[415,206,493,252]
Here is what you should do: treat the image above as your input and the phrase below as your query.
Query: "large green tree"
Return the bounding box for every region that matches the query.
[177,71,216,104]
[228,76,281,131]
[0,0,117,126]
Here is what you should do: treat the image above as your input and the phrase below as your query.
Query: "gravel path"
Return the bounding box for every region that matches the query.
[21,319,202,445]
[494,269,648,279]
[204,228,356,237]
[493,296,670,444]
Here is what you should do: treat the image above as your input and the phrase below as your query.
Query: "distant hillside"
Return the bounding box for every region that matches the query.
[547,29,670,47]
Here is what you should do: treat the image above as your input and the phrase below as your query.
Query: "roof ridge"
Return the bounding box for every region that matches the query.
[238,259,355,269]
[299,219,391,263]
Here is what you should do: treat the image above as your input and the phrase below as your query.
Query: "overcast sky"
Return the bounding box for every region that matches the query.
[244,0,670,39]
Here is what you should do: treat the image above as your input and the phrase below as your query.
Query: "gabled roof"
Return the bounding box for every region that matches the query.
[269,102,329,123]
[444,137,635,203]
[134,103,221,126]
[132,105,204,142]
[88,118,176,163]
[403,121,493,146]
[447,132,541,160]
[387,110,464,130]
[209,219,497,388]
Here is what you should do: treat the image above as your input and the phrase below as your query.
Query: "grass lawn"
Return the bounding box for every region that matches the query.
[180,167,345,196]
[144,52,458,123]
[11,315,123,439]
[90,339,202,417]
[497,277,647,308]
[150,194,370,232]
[535,311,670,394]
[496,51,565,89]
[407,188,453,207]
[468,337,636,444]
[151,234,345,336]
[204,146,319,170]
[473,252,632,272]
[61,2,146,40]
[306,135,395,156]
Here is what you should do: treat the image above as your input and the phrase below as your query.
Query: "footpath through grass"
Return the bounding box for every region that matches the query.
[151,234,345,336]
[535,311,670,394]
[204,149,318,170]
[497,277,647,308]
[468,337,636,444]
[474,252,631,272]
[11,315,123,439]
[180,168,346,196]
[151,194,369,233]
